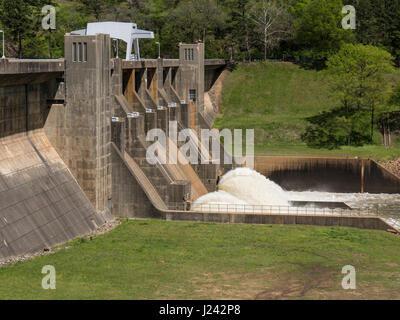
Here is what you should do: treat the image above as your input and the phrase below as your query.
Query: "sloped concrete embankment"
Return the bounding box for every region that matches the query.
[0,130,107,259]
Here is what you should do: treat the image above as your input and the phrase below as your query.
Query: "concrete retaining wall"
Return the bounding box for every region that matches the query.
[159,210,395,232]
[111,145,159,219]
[0,81,59,138]
[0,37,228,259]
[255,156,400,193]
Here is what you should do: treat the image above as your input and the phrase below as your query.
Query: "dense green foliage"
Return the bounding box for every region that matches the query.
[347,0,400,65]
[302,44,396,149]
[1,0,399,151]
[217,62,400,158]
[378,83,400,146]
[290,0,354,69]
[0,0,48,58]
[1,219,400,299]
[0,0,398,64]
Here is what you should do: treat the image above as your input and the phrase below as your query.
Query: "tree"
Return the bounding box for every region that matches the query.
[79,0,111,21]
[377,83,400,147]
[303,44,395,149]
[302,106,371,149]
[325,44,395,142]
[247,0,293,61]
[347,0,400,66]
[222,0,252,61]
[293,0,354,68]
[0,0,45,58]
[161,0,226,58]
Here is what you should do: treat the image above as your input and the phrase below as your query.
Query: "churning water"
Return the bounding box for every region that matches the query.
[193,167,400,227]
[193,167,289,209]
[287,190,400,217]
[218,167,289,206]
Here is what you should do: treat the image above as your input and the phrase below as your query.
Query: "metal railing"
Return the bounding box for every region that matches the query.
[382,215,400,230]
[165,202,400,231]
[186,203,381,217]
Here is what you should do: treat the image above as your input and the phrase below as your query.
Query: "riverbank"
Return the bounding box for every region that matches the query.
[381,158,400,179]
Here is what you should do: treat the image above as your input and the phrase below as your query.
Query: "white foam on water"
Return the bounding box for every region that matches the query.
[218,167,290,206]
[287,190,400,214]
[191,190,249,211]
[193,168,400,228]
[193,167,290,208]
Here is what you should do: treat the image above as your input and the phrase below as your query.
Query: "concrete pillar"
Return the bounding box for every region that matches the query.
[177,43,205,132]
[123,68,135,107]
[61,33,111,213]
[147,67,158,104]
[156,58,164,91]
[136,68,147,100]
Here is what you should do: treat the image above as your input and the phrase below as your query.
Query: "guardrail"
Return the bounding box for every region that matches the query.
[165,202,400,231]
[187,203,381,216]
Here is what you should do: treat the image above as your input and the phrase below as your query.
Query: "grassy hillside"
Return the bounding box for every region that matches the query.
[215,62,400,160]
[0,219,399,299]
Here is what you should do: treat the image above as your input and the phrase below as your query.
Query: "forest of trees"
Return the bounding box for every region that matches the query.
[0,0,400,65]
[302,44,398,149]
[0,0,400,149]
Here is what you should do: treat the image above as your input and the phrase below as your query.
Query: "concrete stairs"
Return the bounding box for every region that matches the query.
[122,150,168,211]
[114,95,193,208]
[113,92,232,208]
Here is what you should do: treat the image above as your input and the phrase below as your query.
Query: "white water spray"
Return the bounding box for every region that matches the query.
[192,190,248,211]
[192,167,400,229]
[193,167,290,208]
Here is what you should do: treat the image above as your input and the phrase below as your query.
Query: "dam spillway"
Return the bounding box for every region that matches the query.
[254,156,400,194]
[0,32,399,261]
[193,167,400,230]
[0,33,229,259]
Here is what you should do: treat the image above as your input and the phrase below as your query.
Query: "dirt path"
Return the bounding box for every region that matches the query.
[166,267,400,300]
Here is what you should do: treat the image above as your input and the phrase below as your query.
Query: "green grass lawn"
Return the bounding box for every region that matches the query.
[1,219,399,300]
[215,62,400,161]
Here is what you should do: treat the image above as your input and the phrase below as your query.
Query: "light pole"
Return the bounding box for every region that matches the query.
[0,30,5,59]
[156,41,160,59]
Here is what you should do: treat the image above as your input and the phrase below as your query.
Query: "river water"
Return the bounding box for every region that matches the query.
[193,167,400,229]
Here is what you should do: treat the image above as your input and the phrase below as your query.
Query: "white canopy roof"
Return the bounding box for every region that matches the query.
[71,22,154,60]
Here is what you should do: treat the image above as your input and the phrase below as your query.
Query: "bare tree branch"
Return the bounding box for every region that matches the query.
[247,0,293,60]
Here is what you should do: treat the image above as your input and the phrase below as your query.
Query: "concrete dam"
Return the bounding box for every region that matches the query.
[0,32,398,260]
[0,32,233,259]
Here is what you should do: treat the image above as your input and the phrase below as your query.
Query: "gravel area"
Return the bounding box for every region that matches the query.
[380,158,400,178]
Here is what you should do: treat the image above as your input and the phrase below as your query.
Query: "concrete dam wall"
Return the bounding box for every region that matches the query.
[0,59,110,258]
[255,156,400,194]
[1,32,397,260]
[0,34,229,259]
